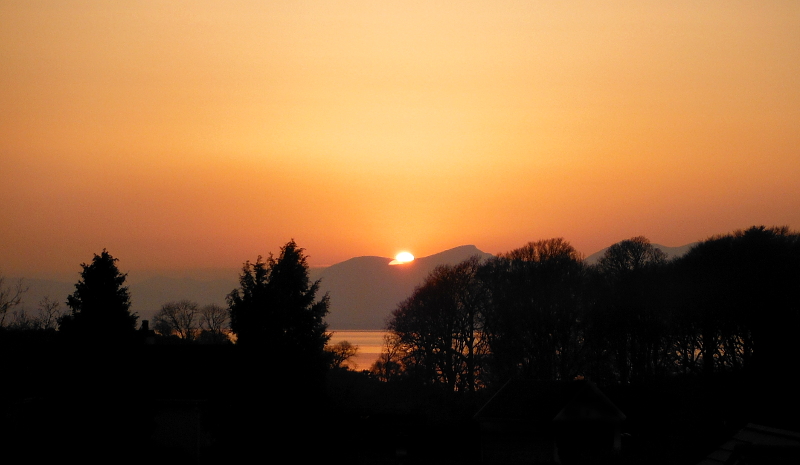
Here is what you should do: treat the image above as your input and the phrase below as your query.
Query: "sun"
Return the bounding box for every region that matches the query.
[389,251,415,265]
[396,251,415,263]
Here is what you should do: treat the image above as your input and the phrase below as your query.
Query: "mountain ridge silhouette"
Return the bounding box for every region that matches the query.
[315,245,495,329]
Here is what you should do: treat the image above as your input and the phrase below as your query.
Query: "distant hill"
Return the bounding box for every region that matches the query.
[584,243,696,265]
[317,245,494,330]
[10,242,696,331]
[8,245,494,329]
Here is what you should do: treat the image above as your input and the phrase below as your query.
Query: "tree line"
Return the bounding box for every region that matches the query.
[0,240,345,462]
[2,227,797,462]
[372,226,800,393]
[0,240,351,370]
[2,226,797,385]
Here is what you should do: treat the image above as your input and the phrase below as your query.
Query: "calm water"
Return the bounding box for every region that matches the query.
[327,330,387,371]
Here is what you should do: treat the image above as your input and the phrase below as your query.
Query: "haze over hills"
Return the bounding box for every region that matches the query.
[584,243,697,265]
[320,243,696,329]
[8,243,694,331]
[315,245,495,329]
[7,270,239,326]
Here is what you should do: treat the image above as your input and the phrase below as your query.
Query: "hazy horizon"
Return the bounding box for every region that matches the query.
[5,240,697,330]
[6,241,695,282]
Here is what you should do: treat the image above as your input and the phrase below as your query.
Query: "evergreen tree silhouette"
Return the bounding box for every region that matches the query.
[227,239,330,362]
[59,249,138,343]
[225,240,331,460]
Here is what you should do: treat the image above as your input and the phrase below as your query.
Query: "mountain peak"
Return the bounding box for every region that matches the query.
[418,245,494,263]
[318,245,493,329]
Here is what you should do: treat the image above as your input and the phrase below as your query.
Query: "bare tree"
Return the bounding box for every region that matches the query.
[199,303,227,333]
[8,308,37,330]
[371,332,406,382]
[386,256,489,392]
[326,340,359,369]
[198,303,230,344]
[37,296,63,330]
[2,292,63,331]
[0,274,27,327]
[153,300,200,341]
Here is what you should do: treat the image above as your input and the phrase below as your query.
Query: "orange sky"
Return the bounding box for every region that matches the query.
[2,1,799,276]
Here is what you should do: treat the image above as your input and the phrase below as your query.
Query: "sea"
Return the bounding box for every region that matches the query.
[327,330,387,371]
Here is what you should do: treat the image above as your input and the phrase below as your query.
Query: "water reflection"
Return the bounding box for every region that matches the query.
[327,330,387,371]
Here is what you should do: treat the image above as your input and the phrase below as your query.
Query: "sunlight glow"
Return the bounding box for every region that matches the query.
[389,251,415,265]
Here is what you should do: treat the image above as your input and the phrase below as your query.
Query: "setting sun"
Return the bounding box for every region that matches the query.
[390,252,415,265]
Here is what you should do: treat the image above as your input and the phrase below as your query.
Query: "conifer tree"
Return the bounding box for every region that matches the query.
[59,249,138,341]
[227,240,330,365]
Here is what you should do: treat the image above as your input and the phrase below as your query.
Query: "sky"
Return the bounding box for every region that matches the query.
[2,1,799,277]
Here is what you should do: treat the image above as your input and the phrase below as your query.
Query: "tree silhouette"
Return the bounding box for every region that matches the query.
[480,238,588,384]
[0,273,27,327]
[591,236,668,383]
[198,303,230,344]
[152,299,200,341]
[59,249,138,342]
[387,256,488,391]
[326,340,359,370]
[225,240,331,460]
[674,226,800,375]
[37,296,64,330]
[370,332,405,382]
[596,236,667,276]
[227,239,330,366]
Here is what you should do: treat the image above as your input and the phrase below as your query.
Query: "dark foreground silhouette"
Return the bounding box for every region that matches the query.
[2,332,798,464]
[2,229,799,463]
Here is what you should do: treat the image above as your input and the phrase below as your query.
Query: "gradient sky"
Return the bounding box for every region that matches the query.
[2,1,799,276]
